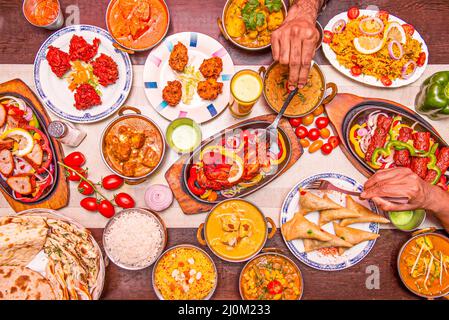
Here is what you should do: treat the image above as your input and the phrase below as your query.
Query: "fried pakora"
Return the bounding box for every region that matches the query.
[169,42,188,72]
[197,78,223,100]
[199,57,223,79]
[162,80,182,106]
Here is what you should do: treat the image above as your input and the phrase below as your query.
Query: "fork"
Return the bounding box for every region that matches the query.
[306,179,410,204]
[266,88,298,145]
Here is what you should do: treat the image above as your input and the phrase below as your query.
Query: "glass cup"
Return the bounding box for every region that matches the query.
[23,0,64,30]
[228,69,263,118]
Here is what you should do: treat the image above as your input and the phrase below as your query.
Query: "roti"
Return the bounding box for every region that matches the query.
[0,216,48,266]
[0,266,55,300]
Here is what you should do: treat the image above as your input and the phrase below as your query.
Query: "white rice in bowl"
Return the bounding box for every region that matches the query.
[103,209,165,269]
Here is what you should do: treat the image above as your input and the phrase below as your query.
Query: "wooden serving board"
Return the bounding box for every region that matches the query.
[0,79,69,212]
[325,93,442,178]
[165,114,303,215]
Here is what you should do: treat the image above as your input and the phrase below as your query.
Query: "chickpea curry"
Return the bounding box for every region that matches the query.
[264,63,324,116]
[224,0,285,48]
[241,254,302,300]
[399,234,449,297]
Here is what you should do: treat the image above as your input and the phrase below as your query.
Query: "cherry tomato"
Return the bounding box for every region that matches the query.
[301,114,315,126]
[63,151,86,167]
[323,30,334,44]
[417,52,426,67]
[295,126,308,139]
[351,65,362,76]
[78,180,94,195]
[98,200,115,218]
[308,140,323,153]
[307,128,321,141]
[207,191,218,202]
[66,166,87,182]
[402,24,415,36]
[299,139,310,148]
[381,75,392,87]
[320,128,331,139]
[347,7,360,19]
[328,136,340,148]
[312,105,325,116]
[321,142,333,155]
[102,174,124,190]
[114,193,135,209]
[289,118,302,127]
[267,280,283,295]
[315,117,329,129]
[376,10,389,21]
[80,197,98,212]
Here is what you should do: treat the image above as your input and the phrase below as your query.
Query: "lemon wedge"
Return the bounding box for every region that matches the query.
[384,21,406,44]
[227,158,244,184]
[353,36,385,54]
[2,128,34,157]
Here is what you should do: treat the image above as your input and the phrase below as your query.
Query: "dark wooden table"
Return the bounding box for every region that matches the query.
[1,0,449,300]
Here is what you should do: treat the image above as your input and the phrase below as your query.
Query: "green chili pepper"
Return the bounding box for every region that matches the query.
[415,71,449,120]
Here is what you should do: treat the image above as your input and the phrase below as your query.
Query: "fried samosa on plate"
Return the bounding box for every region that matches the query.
[282,212,332,242]
[299,189,342,215]
[340,196,390,227]
[333,222,380,255]
[303,231,353,253]
[318,195,361,226]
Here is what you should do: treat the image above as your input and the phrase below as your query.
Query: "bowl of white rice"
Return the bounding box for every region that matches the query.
[103,208,167,270]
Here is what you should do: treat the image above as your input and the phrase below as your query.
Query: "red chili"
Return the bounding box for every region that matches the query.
[267,280,283,295]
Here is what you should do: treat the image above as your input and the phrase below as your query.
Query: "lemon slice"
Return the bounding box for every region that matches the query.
[227,158,244,184]
[353,36,385,54]
[2,128,34,157]
[384,21,406,44]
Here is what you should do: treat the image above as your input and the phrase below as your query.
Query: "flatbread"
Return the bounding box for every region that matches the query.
[0,266,55,300]
[340,196,390,227]
[282,212,332,242]
[0,216,48,266]
[299,190,342,214]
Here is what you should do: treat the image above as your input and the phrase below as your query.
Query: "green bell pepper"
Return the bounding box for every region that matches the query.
[415,71,449,120]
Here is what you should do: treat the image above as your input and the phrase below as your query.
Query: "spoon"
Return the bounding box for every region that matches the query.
[266,88,298,146]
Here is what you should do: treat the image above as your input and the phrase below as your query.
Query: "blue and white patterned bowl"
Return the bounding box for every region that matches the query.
[143,32,234,124]
[34,25,132,123]
[280,172,380,271]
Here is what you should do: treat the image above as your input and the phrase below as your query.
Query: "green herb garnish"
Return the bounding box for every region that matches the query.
[265,0,282,13]
[242,0,265,30]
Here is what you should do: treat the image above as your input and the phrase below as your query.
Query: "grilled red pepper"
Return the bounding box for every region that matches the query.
[187,165,206,196]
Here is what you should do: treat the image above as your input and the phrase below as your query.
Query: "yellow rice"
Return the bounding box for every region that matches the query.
[330,15,422,81]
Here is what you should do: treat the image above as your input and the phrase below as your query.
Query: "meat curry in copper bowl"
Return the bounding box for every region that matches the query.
[101,106,165,181]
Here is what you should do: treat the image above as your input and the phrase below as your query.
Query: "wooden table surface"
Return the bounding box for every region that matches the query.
[1,0,449,300]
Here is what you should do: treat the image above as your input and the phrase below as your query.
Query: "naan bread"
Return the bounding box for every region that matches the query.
[340,196,390,227]
[303,232,353,253]
[0,216,48,266]
[299,190,342,215]
[282,212,332,242]
[0,266,55,300]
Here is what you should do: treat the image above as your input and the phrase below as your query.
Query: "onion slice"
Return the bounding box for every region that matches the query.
[388,40,403,60]
[144,184,173,212]
[332,19,346,33]
[401,60,417,79]
[359,17,384,36]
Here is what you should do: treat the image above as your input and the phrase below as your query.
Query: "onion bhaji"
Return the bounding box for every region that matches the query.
[162,80,182,106]
[197,78,223,101]
[199,57,223,79]
[169,42,188,72]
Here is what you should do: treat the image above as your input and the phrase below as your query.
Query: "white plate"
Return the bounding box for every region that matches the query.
[322,9,428,88]
[16,209,105,299]
[143,32,234,123]
[280,173,380,271]
[34,25,132,123]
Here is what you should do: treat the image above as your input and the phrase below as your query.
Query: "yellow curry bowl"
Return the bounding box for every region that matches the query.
[397,228,449,300]
[196,198,277,263]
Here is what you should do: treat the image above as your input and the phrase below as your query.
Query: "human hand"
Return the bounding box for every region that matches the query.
[271,7,319,90]
[360,167,434,212]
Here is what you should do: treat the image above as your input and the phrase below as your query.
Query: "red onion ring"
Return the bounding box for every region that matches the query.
[332,19,346,33]
[144,184,173,212]
[359,17,384,36]
[401,60,417,80]
[388,40,403,60]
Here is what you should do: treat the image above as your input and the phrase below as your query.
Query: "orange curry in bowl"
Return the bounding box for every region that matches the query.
[106,0,169,50]
[398,233,449,298]
[103,116,164,178]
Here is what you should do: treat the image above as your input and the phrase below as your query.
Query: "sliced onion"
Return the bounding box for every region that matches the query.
[359,17,384,36]
[332,19,346,33]
[24,106,33,121]
[144,184,173,212]
[401,60,417,79]
[357,128,368,137]
[388,40,403,60]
